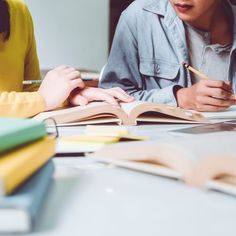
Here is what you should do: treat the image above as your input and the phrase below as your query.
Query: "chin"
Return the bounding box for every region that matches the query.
[176,13,196,23]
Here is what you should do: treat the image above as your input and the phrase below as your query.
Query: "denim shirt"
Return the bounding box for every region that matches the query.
[100,0,236,106]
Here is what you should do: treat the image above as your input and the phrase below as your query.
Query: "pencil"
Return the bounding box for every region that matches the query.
[183,62,236,100]
[183,62,209,80]
[22,77,97,85]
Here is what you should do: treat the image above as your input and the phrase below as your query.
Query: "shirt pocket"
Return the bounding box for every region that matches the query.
[139,59,180,87]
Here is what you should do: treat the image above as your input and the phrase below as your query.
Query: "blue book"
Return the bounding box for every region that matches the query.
[0,118,47,154]
[0,160,54,233]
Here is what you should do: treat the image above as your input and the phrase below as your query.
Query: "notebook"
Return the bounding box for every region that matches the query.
[0,118,46,153]
[0,160,54,233]
[0,136,55,196]
[56,125,146,156]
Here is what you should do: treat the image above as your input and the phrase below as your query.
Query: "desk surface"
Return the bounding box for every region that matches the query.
[25,124,236,236]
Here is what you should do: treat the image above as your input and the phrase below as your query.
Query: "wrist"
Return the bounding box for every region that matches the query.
[176,87,189,108]
[36,91,47,112]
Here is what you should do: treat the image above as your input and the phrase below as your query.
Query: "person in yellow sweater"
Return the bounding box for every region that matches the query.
[0,0,133,117]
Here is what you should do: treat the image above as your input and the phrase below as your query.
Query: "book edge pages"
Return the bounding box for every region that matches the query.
[0,209,30,233]
[202,106,236,119]
[0,179,5,196]
[91,156,183,180]
[52,117,121,127]
[206,180,236,197]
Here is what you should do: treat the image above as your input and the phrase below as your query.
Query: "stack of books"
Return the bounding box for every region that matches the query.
[0,118,56,233]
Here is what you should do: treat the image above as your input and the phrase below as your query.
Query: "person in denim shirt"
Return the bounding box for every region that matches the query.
[100,0,236,111]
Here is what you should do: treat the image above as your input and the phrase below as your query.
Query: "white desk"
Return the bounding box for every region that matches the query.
[26,124,236,236]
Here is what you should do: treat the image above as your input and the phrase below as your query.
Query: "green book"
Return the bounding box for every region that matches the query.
[0,118,47,154]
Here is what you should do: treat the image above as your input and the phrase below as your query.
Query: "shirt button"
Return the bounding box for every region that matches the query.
[155,64,160,72]
[204,32,209,38]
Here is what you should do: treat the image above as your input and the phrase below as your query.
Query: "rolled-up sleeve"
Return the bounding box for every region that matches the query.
[99,12,178,106]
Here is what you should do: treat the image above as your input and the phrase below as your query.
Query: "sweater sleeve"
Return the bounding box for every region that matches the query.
[23,4,42,92]
[0,91,45,118]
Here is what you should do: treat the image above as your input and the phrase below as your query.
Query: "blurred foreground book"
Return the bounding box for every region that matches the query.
[90,133,236,197]
[0,161,54,233]
[0,118,56,233]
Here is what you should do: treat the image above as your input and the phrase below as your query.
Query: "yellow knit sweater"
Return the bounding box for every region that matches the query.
[0,0,45,117]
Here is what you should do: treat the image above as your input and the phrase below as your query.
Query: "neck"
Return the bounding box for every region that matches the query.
[189,1,233,44]
[190,1,224,31]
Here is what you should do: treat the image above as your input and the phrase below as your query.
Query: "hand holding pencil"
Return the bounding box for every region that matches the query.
[175,63,236,112]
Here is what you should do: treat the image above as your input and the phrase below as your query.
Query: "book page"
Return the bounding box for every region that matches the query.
[34,102,127,125]
[207,176,236,197]
[121,102,208,125]
[202,106,236,119]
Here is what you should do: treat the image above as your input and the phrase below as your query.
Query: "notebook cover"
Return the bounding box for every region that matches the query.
[0,118,46,154]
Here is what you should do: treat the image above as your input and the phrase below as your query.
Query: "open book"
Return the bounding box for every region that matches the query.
[34,101,208,126]
[89,133,236,196]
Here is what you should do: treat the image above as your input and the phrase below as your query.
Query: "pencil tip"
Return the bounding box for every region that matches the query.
[182,62,188,68]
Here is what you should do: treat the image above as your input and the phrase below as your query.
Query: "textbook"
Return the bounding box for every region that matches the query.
[0,136,55,196]
[90,133,236,196]
[0,160,54,233]
[0,118,46,153]
[34,101,208,126]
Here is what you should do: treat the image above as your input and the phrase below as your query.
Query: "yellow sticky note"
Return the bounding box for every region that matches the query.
[85,125,129,137]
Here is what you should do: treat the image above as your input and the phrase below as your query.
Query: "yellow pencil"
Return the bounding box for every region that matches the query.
[183,62,209,80]
[183,62,236,100]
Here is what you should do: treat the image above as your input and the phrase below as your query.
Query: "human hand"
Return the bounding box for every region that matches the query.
[38,66,85,110]
[69,87,134,107]
[176,80,236,111]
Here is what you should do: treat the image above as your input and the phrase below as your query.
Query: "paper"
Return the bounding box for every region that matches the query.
[202,106,236,119]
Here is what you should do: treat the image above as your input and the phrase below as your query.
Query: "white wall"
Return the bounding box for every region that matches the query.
[25,0,109,71]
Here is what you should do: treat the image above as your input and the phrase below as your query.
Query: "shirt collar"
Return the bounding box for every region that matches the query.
[143,0,169,17]
[143,0,178,28]
[226,0,236,51]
